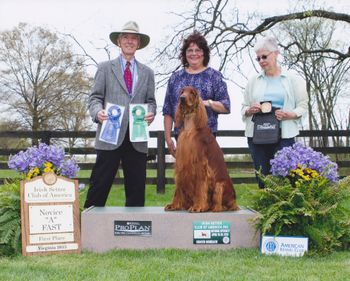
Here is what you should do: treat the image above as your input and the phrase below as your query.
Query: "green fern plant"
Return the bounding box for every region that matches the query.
[0,179,22,256]
[252,175,350,253]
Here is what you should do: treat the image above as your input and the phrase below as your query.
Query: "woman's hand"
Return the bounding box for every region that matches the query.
[166,138,176,158]
[275,109,297,121]
[204,100,229,113]
[246,103,261,116]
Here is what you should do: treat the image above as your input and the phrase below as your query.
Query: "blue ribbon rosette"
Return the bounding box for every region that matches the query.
[100,105,122,144]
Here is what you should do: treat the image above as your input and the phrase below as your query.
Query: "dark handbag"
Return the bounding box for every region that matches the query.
[252,108,280,144]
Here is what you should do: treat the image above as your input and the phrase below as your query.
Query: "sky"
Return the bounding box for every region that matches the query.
[0,0,349,146]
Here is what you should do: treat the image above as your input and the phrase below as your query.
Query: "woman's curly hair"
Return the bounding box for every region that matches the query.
[180,31,210,67]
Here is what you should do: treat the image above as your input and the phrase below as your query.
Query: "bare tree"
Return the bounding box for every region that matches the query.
[154,0,349,82]
[275,13,350,148]
[154,0,350,135]
[156,1,349,59]
[0,23,92,139]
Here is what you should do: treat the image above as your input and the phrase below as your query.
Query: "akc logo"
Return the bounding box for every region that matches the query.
[264,239,278,253]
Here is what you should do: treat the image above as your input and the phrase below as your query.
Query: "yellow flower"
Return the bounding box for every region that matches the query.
[289,165,322,185]
[26,170,33,180]
[26,167,40,179]
[43,167,54,173]
[43,162,54,173]
[33,167,39,176]
[44,162,53,168]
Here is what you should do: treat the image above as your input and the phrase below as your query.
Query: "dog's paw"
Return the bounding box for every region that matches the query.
[188,205,209,212]
[211,206,223,212]
[164,204,174,211]
[164,204,180,211]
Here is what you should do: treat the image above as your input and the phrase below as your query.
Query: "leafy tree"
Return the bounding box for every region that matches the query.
[0,121,29,149]
[0,23,92,137]
[0,121,30,162]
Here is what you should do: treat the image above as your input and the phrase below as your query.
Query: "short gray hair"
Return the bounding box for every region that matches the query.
[254,36,279,52]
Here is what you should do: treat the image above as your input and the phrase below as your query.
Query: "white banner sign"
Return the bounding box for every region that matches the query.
[24,178,76,203]
[29,233,74,244]
[261,235,308,257]
[29,204,74,234]
[26,243,79,253]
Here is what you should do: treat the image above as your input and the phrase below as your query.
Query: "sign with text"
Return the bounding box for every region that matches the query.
[261,235,308,257]
[114,220,152,236]
[21,172,81,256]
[193,221,231,245]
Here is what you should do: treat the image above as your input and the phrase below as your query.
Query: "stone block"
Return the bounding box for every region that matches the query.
[81,206,259,252]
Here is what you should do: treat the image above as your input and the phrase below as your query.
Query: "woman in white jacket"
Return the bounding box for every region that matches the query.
[242,36,308,188]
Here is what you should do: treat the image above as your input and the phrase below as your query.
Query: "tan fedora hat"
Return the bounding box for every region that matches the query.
[109,21,150,49]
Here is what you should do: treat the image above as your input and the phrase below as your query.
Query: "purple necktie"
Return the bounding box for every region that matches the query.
[124,61,132,95]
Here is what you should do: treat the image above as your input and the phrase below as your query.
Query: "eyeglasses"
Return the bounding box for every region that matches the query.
[256,52,272,62]
[186,48,203,54]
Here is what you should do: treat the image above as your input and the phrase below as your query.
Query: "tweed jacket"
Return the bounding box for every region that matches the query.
[89,57,156,153]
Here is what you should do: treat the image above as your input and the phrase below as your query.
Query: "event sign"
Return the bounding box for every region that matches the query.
[261,235,308,257]
[20,172,81,256]
[114,220,152,236]
[193,221,231,245]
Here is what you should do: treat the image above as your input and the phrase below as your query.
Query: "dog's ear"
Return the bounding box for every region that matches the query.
[175,104,182,128]
[194,95,208,128]
[175,97,184,129]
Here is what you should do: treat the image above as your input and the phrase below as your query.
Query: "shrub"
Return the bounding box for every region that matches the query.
[252,143,350,253]
[0,179,21,256]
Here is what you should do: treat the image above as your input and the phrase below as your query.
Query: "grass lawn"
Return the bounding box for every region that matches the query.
[1,179,350,280]
[1,248,349,281]
[79,183,257,209]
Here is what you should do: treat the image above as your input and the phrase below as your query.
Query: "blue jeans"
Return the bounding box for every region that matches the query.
[247,137,295,188]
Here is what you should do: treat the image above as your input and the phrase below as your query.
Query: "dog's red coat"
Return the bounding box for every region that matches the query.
[165,86,239,212]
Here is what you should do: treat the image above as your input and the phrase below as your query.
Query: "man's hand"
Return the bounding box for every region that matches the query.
[144,112,155,125]
[97,110,108,123]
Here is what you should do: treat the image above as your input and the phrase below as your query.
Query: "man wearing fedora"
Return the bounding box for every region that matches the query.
[84,21,156,208]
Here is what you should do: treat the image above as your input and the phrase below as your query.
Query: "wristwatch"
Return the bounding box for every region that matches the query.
[208,99,213,107]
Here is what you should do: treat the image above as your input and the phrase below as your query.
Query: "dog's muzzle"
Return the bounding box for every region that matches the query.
[180,95,186,104]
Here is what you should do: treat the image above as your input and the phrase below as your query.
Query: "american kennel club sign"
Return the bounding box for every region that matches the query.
[261,235,308,257]
[20,172,81,256]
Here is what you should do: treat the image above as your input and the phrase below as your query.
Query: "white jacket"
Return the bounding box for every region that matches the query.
[241,69,308,138]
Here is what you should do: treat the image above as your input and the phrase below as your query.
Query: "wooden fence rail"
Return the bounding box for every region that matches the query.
[0,130,349,192]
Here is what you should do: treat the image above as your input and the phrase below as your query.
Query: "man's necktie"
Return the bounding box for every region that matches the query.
[124,61,132,95]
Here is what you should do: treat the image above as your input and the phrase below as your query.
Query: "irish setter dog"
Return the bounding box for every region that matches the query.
[165,86,239,212]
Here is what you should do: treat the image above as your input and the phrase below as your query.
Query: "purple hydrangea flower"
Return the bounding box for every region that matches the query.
[8,143,79,178]
[8,150,29,172]
[270,142,339,182]
[59,156,80,178]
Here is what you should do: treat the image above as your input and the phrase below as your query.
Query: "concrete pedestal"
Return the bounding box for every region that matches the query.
[81,206,259,252]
